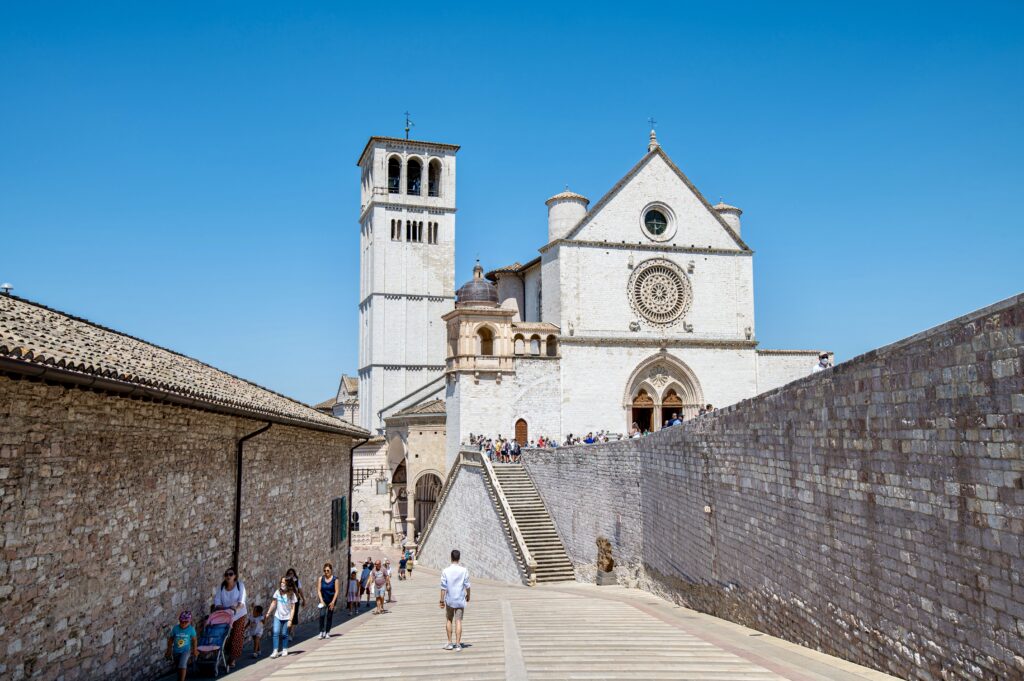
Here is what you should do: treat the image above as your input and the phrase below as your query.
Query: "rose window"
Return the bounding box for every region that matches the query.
[628,259,692,326]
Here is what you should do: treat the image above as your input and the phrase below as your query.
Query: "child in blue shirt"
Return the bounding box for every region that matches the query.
[165,610,198,680]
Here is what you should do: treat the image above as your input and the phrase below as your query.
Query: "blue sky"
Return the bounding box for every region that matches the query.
[2,2,1022,405]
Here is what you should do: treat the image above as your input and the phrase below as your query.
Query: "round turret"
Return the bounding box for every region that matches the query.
[712,201,743,236]
[455,261,499,307]
[546,189,589,242]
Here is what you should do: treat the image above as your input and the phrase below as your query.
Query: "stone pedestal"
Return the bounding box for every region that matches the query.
[596,569,617,586]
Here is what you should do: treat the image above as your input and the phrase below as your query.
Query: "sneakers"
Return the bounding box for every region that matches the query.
[443,643,455,650]
[454,643,463,651]
[270,651,280,659]
[281,648,289,657]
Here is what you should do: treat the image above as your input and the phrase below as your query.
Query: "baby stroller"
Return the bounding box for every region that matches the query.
[194,609,233,677]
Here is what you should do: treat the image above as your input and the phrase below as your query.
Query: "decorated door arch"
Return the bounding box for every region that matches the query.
[623,352,704,432]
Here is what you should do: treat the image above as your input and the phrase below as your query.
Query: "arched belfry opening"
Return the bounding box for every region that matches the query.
[387,156,401,194]
[623,353,704,432]
[428,159,441,197]
[407,158,422,195]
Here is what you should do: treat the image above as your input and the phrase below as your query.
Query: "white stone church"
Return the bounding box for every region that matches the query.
[331,131,827,543]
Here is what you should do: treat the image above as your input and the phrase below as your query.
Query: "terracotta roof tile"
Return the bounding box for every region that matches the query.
[390,398,447,417]
[0,296,368,436]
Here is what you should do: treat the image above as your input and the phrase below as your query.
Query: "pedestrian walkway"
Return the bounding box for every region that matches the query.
[229,565,898,681]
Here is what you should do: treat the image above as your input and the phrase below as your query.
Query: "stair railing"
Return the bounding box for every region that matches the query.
[481,457,538,586]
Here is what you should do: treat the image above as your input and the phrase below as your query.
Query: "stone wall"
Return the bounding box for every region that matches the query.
[521,445,643,584]
[526,292,1024,681]
[416,463,524,585]
[0,377,353,681]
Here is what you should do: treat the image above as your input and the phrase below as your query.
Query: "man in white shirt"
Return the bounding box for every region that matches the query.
[439,549,471,651]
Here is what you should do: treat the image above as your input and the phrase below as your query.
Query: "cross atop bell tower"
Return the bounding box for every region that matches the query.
[355,135,460,432]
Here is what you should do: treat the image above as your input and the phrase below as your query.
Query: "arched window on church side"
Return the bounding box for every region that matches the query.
[545,335,558,357]
[407,158,422,195]
[478,327,494,356]
[391,219,401,241]
[513,334,525,355]
[428,159,441,197]
[529,335,541,355]
[387,156,401,194]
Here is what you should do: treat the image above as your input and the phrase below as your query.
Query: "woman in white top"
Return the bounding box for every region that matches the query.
[212,567,248,668]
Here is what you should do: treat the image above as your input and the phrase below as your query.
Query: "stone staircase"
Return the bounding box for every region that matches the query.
[491,463,575,583]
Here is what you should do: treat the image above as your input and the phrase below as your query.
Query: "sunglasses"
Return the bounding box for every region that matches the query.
[224,572,235,577]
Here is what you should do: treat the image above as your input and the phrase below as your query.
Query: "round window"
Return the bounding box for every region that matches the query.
[644,209,668,236]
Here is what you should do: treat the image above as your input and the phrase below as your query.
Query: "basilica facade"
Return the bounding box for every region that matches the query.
[337,131,826,542]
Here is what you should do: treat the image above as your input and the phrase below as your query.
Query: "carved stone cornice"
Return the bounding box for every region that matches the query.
[538,239,753,258]
[559,336,758,350]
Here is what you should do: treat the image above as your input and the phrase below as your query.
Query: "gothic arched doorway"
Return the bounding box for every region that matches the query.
[662,389,683,426]
[414,473,443,538]
[623,353,704,432]
[515,418,528,444]
[631,389,655,432]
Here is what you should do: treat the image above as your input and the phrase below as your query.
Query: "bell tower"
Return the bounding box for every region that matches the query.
[356,136,459,432]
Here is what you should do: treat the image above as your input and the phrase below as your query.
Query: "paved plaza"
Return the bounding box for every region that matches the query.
[228,564,897,681]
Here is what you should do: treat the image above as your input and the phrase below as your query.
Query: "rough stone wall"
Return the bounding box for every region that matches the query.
[522,445,642,584]
[0,377,352,681]
[527,293,1024,681]
[350,438,390,546]
[416,464,523,585]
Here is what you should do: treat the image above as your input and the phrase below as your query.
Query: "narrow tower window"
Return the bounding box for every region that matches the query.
[428,159,441,197]
[478,327,494,356]
[387,156,401,194]
[407,158,422,196]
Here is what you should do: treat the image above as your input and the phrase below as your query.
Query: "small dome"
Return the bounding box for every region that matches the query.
[456,261,499,306]
[545,188,589,206]
[713,201,742,215]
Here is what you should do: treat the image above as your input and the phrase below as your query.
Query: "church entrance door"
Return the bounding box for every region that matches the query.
[661,389,683,426]
[515,418,528,444]
[413,473,442,539]
[632,390,655,432]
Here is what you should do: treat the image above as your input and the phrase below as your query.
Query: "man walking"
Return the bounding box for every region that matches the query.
[440,549,471,651]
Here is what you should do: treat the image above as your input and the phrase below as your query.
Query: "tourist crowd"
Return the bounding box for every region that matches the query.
[164,547,417,678]
[467,405,725,454]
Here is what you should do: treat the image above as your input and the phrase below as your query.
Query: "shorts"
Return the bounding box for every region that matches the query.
[373,584,386,598]
[173,651,191,669]
[445,606,464,622]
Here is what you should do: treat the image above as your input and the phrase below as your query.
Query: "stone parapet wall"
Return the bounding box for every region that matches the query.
[525,293,1024,681]
[521,445,643,584]
[0,377,352,681]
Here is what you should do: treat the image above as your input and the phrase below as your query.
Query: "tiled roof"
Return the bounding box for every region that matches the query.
[341,375,359,394]
[545,189,589,205]
[485,257,540,282]
[390,398,447,417]
[314,397,337,410]
[0,296,368,436]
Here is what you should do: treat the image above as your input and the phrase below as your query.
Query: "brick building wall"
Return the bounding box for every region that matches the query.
[524,292,1024,681]
[0,377,353,681]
